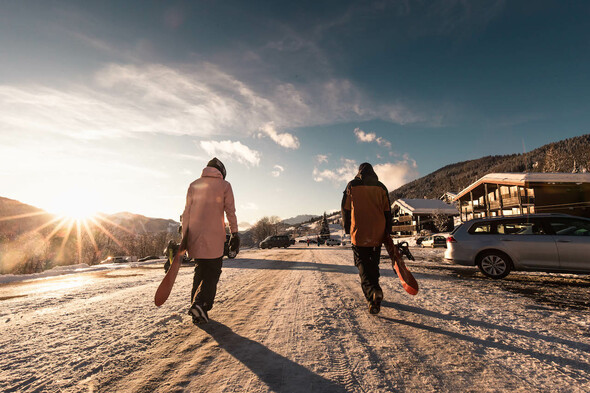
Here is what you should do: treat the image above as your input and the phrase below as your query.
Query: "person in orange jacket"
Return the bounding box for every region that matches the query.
[182,158,239,324]
[341,163,392,314]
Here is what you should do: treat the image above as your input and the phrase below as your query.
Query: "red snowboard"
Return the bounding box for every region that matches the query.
[383,234,419,295]
[154,251,183,307]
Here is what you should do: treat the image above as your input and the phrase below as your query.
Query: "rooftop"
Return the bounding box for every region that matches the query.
[393,198,459,215]
[456,172,590,199]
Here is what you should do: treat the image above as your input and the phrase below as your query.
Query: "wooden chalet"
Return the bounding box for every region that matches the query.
[391,198,459,235]
[455,173,590,221]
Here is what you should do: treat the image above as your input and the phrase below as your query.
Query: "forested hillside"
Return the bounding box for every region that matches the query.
[390,134,590,201]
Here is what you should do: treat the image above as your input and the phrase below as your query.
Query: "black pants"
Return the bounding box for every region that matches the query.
[352,245,382,302]
[191,257,223,312]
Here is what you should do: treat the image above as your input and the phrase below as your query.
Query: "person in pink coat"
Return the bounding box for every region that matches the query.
[182,157,239,324]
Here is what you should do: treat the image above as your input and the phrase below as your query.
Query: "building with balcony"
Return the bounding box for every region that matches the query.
[391,198,459,235]
[454,173,590,222]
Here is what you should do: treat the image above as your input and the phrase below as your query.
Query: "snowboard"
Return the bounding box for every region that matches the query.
[154,249,183,307]
[383,234,419,296]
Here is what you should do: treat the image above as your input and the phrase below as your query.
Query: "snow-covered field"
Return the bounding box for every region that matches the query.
[1,247,589,392]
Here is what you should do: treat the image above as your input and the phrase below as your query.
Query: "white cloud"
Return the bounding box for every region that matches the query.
[240,202,259,210]
[354,128,392,148]
[315,154,329,164]
[200,140,261,166]
[374,162,419,192]
[313,158,418,191]
[312,159,358,183]
[271,165,285,177]
[0,62,430,144]
[258,122,300,149]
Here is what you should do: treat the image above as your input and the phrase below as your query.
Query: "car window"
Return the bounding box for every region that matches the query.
[497,220,546,235]
[469,223,493,234]
[548,218,590,236]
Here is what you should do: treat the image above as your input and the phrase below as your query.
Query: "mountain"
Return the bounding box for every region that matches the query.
[0,197,53,241]
[105,212,179,234]
[389,134,590,201]
[282,214,320,225]
[238,221,252,231]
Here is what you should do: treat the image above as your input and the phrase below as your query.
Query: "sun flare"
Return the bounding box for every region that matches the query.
[45,189,100,221]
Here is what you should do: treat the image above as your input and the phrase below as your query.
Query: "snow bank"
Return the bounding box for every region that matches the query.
[0,259,166,284]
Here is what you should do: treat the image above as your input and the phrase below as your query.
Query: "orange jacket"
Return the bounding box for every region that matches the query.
[181,167,238,259]
[341,172,392,247]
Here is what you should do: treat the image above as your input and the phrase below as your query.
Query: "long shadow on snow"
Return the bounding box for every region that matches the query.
[223,259,359,275]
[198,320,348,393]
[382,301,590,362]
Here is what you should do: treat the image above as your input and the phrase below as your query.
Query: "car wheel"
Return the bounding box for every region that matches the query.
[228,250,237,259]
[477,251,512,279]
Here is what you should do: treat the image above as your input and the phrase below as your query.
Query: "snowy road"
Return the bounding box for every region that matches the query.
[1,247,589,392]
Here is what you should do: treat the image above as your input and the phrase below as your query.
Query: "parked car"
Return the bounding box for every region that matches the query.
[421,235,447,248]
[326,239,341,246]
[100,256,126,264]
[259,235,292,249]
[445,214,590,279]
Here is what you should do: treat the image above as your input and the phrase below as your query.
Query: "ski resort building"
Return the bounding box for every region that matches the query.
[454,172,590,221]
[391,198,459,235]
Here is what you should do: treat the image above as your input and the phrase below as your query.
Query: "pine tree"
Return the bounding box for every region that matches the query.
[319,212,331,240]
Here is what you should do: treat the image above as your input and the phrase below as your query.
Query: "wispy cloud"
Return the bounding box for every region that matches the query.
[312,159,358,183]
[315,154,329,164]
[271,165,285,177]
[258,122,300,149]
[0,62,431,144]
[240,202,259,210]
[200,140,261,167]
[354,128,392,149]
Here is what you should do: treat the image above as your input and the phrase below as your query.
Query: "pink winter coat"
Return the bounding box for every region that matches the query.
[181,167,238,259]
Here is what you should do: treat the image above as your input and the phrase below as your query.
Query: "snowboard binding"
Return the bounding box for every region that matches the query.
[396,241,415,261]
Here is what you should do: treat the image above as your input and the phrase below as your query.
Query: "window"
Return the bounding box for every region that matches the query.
[548,218,590,236]
[469,222,493,234]
[497,220,546,235]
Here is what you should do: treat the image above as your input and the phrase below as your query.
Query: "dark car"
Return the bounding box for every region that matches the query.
[259,235,292,249]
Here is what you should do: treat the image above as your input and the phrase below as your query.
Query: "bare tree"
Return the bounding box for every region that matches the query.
[431,209,449,233]
[250,216,282,243]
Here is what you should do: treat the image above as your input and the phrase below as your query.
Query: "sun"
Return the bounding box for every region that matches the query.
[45,188,100,221]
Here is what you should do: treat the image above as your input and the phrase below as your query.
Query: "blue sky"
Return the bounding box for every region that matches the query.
[1,1,589,224]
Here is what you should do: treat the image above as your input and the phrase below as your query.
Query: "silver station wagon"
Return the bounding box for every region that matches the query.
[444,214,590,279]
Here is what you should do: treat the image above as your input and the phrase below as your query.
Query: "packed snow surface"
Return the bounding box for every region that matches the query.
[1,247,589,392]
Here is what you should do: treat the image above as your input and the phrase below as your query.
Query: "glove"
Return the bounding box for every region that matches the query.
[229,233,240,254]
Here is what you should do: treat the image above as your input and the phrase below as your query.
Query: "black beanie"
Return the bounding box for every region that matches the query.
[207,157,227,179]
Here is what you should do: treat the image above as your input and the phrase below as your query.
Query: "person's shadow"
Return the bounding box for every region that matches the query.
[198,321,348,392]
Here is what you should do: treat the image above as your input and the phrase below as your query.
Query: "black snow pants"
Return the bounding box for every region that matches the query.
[352,245,382,302]
[191,257,223,312]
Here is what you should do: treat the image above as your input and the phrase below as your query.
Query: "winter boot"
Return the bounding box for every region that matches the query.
[188,303,209,324]
[368,288,383,315]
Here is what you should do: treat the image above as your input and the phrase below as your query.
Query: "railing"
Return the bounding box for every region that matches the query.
[392,224,416,232]
[464,196,536,211]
